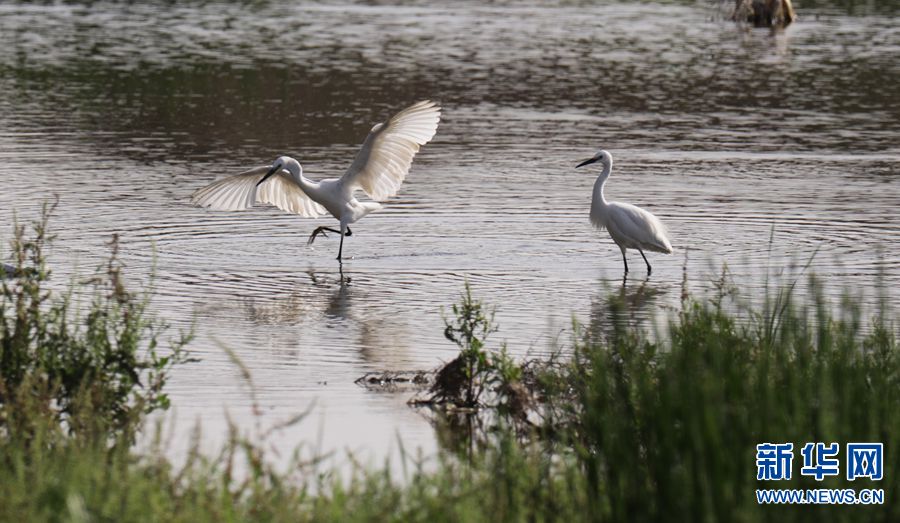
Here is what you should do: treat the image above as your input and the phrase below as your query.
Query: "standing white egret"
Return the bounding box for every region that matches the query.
[576,150,672,275]
[191,100,441,262]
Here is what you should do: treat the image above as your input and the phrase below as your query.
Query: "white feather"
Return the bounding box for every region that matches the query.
[191,166,325,217]
[583,149,673,273]
[605,202,673,254]
[189,101,441,261]
[340,100,441,201]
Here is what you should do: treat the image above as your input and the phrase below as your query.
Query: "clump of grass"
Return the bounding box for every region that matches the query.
[563,273,898,521]
[431,281,499,408]
[403,272,900,521]
[0,202,191,442]
[413,282,536,426]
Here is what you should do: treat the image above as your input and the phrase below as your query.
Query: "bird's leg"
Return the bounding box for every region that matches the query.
[621,249,629,274]
[638,249,652,275]
[335,223,352,262]
[307,226,343,246]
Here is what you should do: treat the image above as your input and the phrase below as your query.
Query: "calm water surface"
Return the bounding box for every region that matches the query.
[0,1,898,465]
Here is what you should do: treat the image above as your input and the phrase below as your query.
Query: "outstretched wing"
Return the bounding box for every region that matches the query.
[340,100,441,201]
[191,166,325,217]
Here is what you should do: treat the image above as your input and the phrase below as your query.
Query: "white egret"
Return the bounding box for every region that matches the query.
[576,150,672,275]
[191,100,441,262]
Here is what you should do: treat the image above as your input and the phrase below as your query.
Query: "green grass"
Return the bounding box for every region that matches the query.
[1,212,898,521]
[0,203,191,443]
[565,278,898,521]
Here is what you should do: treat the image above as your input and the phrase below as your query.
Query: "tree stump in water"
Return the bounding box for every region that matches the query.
[733,0,795,27]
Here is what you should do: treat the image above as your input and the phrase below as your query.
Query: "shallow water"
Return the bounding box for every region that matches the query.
[0,1,898,465]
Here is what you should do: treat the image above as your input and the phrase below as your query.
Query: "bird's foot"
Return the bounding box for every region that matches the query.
[307,227,329,246]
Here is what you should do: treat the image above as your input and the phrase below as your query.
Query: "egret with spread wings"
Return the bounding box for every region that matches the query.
[576,150,673,275]
[191,101,441,262]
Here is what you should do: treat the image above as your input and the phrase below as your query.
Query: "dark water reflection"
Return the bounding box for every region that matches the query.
[0,1,898,462]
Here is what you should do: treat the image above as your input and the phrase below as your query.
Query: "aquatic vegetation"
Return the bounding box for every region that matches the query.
[562,276,898,521]
[1,213,898,521]
[405,282,546,438]
[0,202,192,442]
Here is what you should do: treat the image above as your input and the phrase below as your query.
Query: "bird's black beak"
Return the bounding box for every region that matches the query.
[256,164,280,187]
[576,157,598,168]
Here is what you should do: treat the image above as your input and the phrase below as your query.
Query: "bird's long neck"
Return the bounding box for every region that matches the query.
[294,172,316,193]
[592,163,611,208]
[285,159,316,193]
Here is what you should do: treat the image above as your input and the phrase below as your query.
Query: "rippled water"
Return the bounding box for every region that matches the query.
[1,1,898,464]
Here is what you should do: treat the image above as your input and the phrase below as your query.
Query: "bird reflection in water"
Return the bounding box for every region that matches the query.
[235,269,351,328]
[586,277,668,343]
[238,268,411,365]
